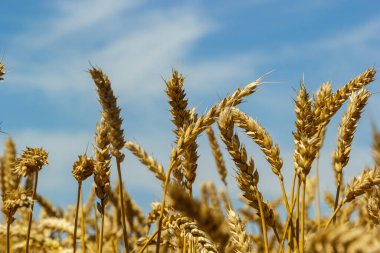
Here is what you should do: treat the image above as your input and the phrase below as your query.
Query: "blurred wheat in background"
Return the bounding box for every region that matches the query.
[1,58,380,252]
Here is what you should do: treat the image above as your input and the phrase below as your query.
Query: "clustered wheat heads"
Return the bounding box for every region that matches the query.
[1,60,380,253]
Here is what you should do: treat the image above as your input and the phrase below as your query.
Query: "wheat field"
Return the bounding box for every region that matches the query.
[0,59,379,252]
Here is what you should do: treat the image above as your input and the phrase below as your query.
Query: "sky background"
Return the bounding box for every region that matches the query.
[0,0,379,216]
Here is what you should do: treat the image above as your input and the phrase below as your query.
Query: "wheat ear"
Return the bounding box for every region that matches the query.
[218,108,273,252]
[125,141,165,183]
[1,138,20,194]
[2,189,33,253]
[231,107,292,217]
[227,209,252,253]
[293,82,320,253]
[206,126,228,186]
[326,166,380,227]
[162,214,219,252]
[89,67,129,252]
[93,118,111,253]
[165,70,199,193]
[332,89,370,212]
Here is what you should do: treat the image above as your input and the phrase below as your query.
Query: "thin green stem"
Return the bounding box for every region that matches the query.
[25,172,38,253]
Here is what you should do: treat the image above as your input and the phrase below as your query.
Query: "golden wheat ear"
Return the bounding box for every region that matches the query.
[206,126,228,186]
[1,138,20,195]
[165,70,199,194]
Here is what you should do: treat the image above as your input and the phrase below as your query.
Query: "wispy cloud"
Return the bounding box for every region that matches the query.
[8,2,214,100]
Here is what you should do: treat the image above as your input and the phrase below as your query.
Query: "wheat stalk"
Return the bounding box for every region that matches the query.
[13,147,48,253]
[93,118,111,253]
[90,67,130,252]
[72,154,94,253]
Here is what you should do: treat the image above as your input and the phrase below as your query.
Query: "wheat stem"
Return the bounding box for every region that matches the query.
[300,182,306,253]
[116,159,129,253]
[333,174,342,222]
[25,171,38,253]
[6,220,11,253]
[138,229,158,253]
[315,154,321,228]
[73,181,82,253]
[325,200,344,228]
[155,165,174,253]
[99,199,105,253]
[80,189,86,253]
[280,183,299,253]
[295,179,301,251]
[256,190,269,253]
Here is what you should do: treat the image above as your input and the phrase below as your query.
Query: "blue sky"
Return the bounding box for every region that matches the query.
[0,0,379,214]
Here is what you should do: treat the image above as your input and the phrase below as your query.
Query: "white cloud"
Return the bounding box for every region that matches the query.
[13,0,143,48]
[8,2,215,101]
[313,18,380,50]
